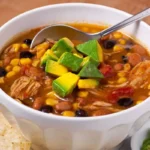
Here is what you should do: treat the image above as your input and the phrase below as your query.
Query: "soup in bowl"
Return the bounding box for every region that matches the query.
[0,23,150,117]
[0,3,150,150]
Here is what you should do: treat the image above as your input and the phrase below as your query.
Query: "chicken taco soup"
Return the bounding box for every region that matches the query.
[0,23,149,117]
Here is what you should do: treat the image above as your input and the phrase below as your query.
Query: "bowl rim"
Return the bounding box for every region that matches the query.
[0,3,150,122]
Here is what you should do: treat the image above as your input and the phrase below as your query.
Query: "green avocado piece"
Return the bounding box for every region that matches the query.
[51,37,74,57]
[59,52,83,72]
[76,39,103,62]
[52,72,79,97]
[45,60,68,76]
[78,62,104,78]
[78,79,99,89]
[40,50,58,66]
[81,56,99,67]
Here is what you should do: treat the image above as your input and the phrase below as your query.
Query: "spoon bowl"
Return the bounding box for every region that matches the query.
[31,24,94,48]
[31,8,150,48]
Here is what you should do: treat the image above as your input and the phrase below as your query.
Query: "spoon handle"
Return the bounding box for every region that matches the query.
[97,8,150,37]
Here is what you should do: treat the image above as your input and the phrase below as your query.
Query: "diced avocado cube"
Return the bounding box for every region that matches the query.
[52,72,79,97]
[78,79,99,89]
[81,56,99,67]
[45,60,68,76]
[78,62,104,78]
[51,37,74,57]
[76,39,103,62]
[59,52,83,72]
[40,50,58,66]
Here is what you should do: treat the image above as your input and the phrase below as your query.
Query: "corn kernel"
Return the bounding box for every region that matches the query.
[45,98,58,106]
[73,103,79,110]
[117,77,127,84]
[32,59,40,67]
[6,71,16,78]
[10,59,19,66]
[136,100,143,105]
[127,53,132,56]
[0,61,3,67]
[110,59,118,63]
[13,44,21,52]
[62,111,75,117]
[148,84,150,89]
[77,91,89,98]
[20,58,32,65]
[21,44,29,49]
[0,77,4,84]
[37,49,46,59]
[113,45,124,52]
[113,32,123,39]
[5,65,12,72]
[12,66,21,73]
[118,39,126,45]
[124,63,131,71]
[35,42,49,51]
[117,71,126,77]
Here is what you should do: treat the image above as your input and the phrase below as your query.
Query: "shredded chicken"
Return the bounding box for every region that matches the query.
[92,101,112,107]
[83,105,100,111]
[3,45,15,55]
[104,82,129,88]
[105,107,122,112]
[11,76,41,100]
[88,89,107,99]
[129,60,150,89]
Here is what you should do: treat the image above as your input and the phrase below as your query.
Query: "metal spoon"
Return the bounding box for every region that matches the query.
[31,8,150,48]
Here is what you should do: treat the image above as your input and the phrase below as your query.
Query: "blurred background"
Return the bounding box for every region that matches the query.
[0,0,150,26]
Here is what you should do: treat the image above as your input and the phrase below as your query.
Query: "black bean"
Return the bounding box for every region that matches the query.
[118,97,133,107]
[0,67,7,77]
[103,40,116,49]
[125,45,132,51]
[40,105,53,113]
[23,39,32,45]
[20,51,34,58]
[122,55,128,63]
[75,109,88,117]
[125,41,133,51]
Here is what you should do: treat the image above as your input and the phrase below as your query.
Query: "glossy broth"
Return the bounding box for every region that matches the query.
[0,23,149,117]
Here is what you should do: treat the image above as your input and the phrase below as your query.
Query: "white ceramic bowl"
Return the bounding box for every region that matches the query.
[0,3,150,150]
[131,120,150,150]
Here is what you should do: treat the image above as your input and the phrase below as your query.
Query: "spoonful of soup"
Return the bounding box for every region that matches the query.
[30,8,150,48]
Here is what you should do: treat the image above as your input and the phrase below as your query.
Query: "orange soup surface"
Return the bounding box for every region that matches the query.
[0,23,149,117]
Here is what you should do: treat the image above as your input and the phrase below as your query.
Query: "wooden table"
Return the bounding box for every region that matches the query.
[0,0,150,26]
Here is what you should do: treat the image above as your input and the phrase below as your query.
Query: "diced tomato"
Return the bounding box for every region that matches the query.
[99,63,115,78]
[108,87,134,104]
[23,92,29,99]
